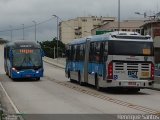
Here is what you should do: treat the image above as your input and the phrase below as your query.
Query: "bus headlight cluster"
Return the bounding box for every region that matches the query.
[12,68,20,74]
[36,71,39,74]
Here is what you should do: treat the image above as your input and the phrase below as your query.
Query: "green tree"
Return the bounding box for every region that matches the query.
[40,37,65,58]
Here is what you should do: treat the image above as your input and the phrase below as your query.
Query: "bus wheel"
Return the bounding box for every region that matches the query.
[128,88,140,93]
[8,73,11,78]
[9,69,11,78]
[12,78,16,81]
[95,74,102,91]
[68,71,74,82]
[68,71,70,78]
[6,72,8,76]
[36,77,40,81]
[78,71,84,86]
[70,78,74,82]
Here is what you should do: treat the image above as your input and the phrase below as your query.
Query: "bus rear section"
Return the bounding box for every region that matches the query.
[65,31,154,92]
[105,39,154,89]
[107,61,154,88]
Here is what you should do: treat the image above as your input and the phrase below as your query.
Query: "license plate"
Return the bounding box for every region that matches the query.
[141,72,149,77]
[128,82,140,86]
[26,75,31,77]
[128,82,136,85]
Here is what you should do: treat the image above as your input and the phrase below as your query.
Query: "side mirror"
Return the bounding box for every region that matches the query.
[41,49,45,57]
[65,50,69,57]
[9,51,13,58]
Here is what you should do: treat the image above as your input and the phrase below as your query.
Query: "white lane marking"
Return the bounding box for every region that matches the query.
[0,82,20,114]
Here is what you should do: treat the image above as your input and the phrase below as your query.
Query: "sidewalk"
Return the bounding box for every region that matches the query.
[43,56,65,69]
[153,76,160,90]
[43,56,160,90]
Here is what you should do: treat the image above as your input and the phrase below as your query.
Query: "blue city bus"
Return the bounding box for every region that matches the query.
[65,31,154,92]
[4,40,44,80]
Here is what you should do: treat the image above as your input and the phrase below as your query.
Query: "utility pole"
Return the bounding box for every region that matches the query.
[22,24,24,40]
[32,21,37,42]
[118,0,120,31]
[9,25,13,41]
[52,15,59,60]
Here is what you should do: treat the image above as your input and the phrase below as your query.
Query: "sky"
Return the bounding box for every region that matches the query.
[0,0,159,42]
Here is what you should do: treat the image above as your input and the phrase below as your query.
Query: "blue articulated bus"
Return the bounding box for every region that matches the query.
[65,31,154,92]
[4,40,44,80]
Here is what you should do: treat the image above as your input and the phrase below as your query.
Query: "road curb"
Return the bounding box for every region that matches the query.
[43,59,65,69]
[148,87,160,91]
[0,82,24,120]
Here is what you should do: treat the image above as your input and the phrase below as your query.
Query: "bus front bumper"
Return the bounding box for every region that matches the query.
[11,69,44,79]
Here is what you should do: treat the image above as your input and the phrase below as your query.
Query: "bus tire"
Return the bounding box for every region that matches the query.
[129,88,140,93]
[8,70,11,78]
[95,74,102,91]
[68,71,74,82]
[5,71,8,75]
[12,78,16,81]
[68,70,70,78]
[36,77,40,81]
[78,71,84,86]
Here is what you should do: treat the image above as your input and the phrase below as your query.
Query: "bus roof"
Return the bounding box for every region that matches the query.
[5,40,41,49]
[68,31,153,45]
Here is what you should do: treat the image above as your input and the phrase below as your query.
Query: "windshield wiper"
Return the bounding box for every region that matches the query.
[19,55,27,67]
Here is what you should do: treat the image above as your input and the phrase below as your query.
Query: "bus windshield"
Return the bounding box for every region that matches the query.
[12,49,42,68]
[108,41,154,56]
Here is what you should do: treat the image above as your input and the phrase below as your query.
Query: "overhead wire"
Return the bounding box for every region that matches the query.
[0,17,55,33]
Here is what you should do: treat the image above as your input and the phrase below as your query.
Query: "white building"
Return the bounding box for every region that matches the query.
[59,16,115,44]
[91,20,145,35]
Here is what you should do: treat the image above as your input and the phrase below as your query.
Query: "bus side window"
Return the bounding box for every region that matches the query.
[65,45,69,60]
[7,47,10,60]
[69,45,72,60]
[4,47,6,59]
[76,45,80,61]
[103,42,108,62]
[95,42,101,63]
[89,42,95,62]
[80,44,84,61]
[71,45,74,61]
[100,42,105,62]
[73,45,77,61]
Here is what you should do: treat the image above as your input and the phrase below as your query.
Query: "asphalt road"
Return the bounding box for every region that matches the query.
[0,45,160,120]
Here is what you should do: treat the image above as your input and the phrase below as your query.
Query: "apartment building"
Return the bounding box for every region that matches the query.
[59,16,115,44]
[91,20,145,35]
[141,21,160,47]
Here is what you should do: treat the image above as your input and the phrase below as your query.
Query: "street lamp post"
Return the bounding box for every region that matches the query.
[118,0,120,31]
[52,15,59,59]
[135,11,157,21]
[135,11,155,36]
[9,25,13,41]
[32,21,37,42]
[135,12,147,18]
[22,24,24,40]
